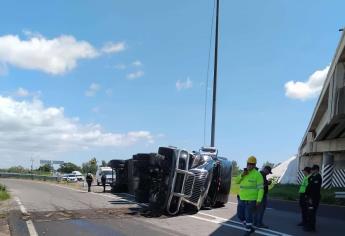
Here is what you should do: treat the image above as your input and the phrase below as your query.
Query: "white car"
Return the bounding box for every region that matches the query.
[72,171,85,181]
[62,174,78,182]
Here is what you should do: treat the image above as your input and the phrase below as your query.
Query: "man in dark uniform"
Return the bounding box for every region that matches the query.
[254,165,272,228]
[101,173,107,192]
[86,173,93,192]
[304,164,322,232]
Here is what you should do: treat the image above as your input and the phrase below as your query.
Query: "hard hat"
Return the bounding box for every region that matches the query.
[247,156,257,164]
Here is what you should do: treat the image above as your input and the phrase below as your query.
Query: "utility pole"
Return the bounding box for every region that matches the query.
[211,0,220,147]
[30,158,34,173]
[30,157,34,180]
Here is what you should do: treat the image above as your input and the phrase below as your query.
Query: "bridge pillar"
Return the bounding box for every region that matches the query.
[322,152,334,189]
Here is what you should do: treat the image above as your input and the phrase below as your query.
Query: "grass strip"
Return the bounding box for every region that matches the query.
[0,184,10,201]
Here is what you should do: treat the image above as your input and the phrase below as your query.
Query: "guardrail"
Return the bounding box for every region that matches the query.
[334,192,345,198]
[0,172,60,182]
[335,192,345,199]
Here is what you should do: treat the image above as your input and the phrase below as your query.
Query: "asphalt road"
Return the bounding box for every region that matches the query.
[1,178,344,236]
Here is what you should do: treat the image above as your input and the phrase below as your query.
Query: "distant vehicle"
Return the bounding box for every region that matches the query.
[62,174,78,182]
[96,167,114,185]
[72,171,85,181]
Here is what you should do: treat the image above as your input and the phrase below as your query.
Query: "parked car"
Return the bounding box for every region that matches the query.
[62,174,78,182]
[72,171,85,181]
[96,167,114,185]
[109,146,232,216]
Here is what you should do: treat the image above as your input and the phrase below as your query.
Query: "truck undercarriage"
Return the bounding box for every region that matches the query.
[109,146,232,216]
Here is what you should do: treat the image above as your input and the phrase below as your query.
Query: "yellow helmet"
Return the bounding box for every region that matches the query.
[247,156,257,164]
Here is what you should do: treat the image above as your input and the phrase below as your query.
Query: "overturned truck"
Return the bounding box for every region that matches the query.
[109,146,232,215]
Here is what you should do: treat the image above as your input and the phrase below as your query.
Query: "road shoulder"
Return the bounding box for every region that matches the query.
[0,198,15,236]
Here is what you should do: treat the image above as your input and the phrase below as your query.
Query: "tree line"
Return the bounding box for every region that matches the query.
[0,158,109,175]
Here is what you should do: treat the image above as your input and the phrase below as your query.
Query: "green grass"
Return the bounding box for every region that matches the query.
[269,184,299,201]
[230,177,240,195]
[269,184,345,205]
[0,184,10,201]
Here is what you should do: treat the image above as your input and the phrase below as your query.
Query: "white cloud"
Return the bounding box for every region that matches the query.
[16,87,29,97]
[114,64,126,70]
[285,65,330,101]
[105,89,113,97]
[101,42,126,54]
[22,30,43,39]
[132,60,142,66]
[126,70,144,80]
[176,77,193,91]
[91,106,100,113]
[0,34,98,75]
[0,96,155,158]
[85,83,101,97]
[0,62,8,76]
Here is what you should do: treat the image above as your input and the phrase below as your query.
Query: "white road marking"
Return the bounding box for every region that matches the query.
[189,215,281,236]
[189,215,248,231]
[14,197,27,214]
[197,212,292,236]
[14,197,38,236]
[227,201,238,205]
[26,221,38,236]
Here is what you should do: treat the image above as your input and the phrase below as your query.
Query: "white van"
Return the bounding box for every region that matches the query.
[96,167,114,185]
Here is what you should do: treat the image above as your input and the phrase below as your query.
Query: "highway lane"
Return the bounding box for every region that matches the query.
[1,178,344,236]
[0,179,245,236]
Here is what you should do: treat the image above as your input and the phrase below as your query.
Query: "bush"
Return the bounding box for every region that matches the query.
[0,184,6,191]
[0,184,10,201]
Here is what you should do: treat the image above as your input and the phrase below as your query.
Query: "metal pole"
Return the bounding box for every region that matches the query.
[30,158,34,172]
[30,158,34,179]
[211,0,219,147]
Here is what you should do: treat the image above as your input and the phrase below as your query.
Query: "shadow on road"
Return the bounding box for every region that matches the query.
[108,200,135,205]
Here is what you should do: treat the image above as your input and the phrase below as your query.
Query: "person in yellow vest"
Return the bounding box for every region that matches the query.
[235,156,264,234]
[297,166,311,227]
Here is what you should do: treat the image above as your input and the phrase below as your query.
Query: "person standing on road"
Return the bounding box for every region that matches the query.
[101,173,107,193]
[235,156,264,234]
[86,173,93,192]
[304,164,322,232]
[297,166,311,227]
[254,165,272,228]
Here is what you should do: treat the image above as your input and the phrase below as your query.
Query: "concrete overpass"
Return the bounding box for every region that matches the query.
[298,30,345,188]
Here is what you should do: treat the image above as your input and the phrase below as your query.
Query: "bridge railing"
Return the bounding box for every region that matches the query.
[335,192,345,199]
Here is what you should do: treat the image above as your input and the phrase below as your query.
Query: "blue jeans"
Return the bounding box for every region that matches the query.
[237,196,256,226]
[254,196,267,226]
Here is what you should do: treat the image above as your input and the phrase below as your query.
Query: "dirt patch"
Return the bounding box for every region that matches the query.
[30,207,143,223]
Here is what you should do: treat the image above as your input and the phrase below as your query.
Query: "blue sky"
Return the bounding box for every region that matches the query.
[0,0,344,169]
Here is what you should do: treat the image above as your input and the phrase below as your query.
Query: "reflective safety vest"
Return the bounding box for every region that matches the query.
[235,169,264,202]
[298,176,309,194]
